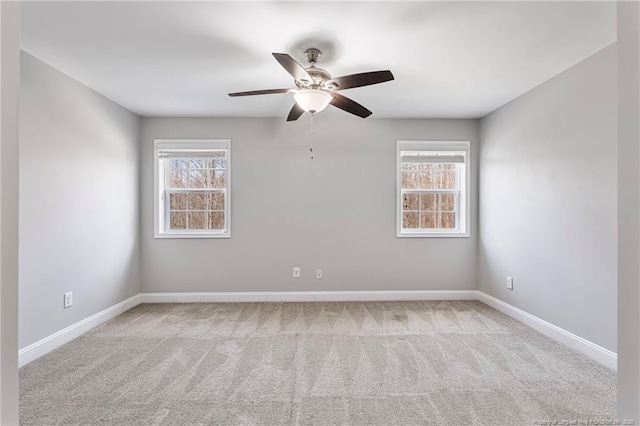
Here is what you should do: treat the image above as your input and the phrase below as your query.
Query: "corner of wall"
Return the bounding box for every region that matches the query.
[135,114,143,296]
[19,54,144,350]
[476,44,618,353]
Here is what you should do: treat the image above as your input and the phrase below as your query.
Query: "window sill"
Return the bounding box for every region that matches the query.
[396,232,470,238]
[154,232,231,239]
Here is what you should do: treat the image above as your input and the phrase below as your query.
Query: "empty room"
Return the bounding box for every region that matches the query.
[1,0,639,424]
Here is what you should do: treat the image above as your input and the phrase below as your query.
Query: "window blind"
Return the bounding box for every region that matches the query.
[158,150,226,159]
[401,154,465,164]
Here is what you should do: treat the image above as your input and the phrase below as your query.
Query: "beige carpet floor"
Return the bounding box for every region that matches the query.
[20,301,616,425]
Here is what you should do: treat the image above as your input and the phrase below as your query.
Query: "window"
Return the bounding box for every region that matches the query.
[154,139,230,238]
[397,141,470,237]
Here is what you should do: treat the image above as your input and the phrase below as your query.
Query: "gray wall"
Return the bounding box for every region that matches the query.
[141,116,478,293]
[1,2,21,423]
[478,44,618,352]
[19,52,141,349]
[617,0,640,418]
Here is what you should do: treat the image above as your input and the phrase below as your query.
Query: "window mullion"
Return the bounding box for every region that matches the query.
[455,191,460,231]
[401,189,457,194]
[165,190,170,231]
[436,193,440,229]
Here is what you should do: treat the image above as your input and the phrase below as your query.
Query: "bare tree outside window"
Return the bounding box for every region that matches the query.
[401,162,458,230]
[167,157,227,231]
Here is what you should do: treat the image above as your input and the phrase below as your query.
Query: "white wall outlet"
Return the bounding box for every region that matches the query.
[506,276,514,290]
[64,291,73,308]
[316,269,323,279]
[293,267,301,278]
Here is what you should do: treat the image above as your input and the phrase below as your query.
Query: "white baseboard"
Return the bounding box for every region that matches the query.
[19,290,616,372]
[18,294,142,367]
[477,291,617,370]
[139,290,479,303]
[18,290,474,367]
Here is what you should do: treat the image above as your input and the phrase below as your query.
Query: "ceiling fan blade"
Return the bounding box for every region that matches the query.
[329,70,394,91]
[272,53,313,83]
[228,88,293,97]
[329,93,372,118]
[287,103,304,121]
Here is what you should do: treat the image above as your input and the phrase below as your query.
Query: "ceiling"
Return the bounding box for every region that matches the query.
[21,1,616,119]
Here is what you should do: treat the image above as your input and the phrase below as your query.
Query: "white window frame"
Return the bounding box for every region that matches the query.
[396,140,470,238]
[154,139,231,239]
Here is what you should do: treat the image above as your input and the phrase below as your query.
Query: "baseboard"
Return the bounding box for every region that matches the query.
[18,294,142,367]
[19,290,616,371]
[139,290,479,303]
[477,291,617,370]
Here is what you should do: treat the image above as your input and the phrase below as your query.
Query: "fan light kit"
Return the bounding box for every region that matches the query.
[229,48,394,121]
[293,89,332,113]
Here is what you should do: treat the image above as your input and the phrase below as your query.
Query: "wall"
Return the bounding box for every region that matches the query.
[19,52,141,349]
[617,0,640,418]
[141,116,478,293]
[478,44,618,352]
[1,2,21,423]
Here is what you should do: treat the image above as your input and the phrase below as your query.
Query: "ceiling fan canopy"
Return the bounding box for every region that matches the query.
[228,48,394,121]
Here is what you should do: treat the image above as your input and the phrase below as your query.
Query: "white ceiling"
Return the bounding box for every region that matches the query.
[21,1,616,119]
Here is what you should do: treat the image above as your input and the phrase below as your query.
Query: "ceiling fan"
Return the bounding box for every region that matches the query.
[228,48,394,121]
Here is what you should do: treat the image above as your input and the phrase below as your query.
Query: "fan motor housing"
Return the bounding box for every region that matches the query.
[295,68,331,89]
[294,48,333,88]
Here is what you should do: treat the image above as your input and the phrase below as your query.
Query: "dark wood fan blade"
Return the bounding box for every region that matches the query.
[228,88,292,97]
[330,93,372,118]
[287,103,304,121]
[272,53,313,83]
[329,70,394,91]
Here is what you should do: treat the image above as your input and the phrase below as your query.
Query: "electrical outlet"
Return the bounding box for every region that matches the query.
[64,292,73,308]
[316,269,323,279]
[293,267,301,278]
[506,276,514,290]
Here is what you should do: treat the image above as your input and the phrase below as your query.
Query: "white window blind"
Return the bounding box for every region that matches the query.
[157,151,226,159]
[400,154,465,163]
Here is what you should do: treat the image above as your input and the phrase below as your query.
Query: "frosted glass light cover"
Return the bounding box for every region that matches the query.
[293,89,332,113]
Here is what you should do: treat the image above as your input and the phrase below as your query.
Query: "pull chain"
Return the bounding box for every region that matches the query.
[309,112,315,159]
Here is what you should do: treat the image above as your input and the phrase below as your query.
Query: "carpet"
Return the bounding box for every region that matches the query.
[19,301,616,425]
